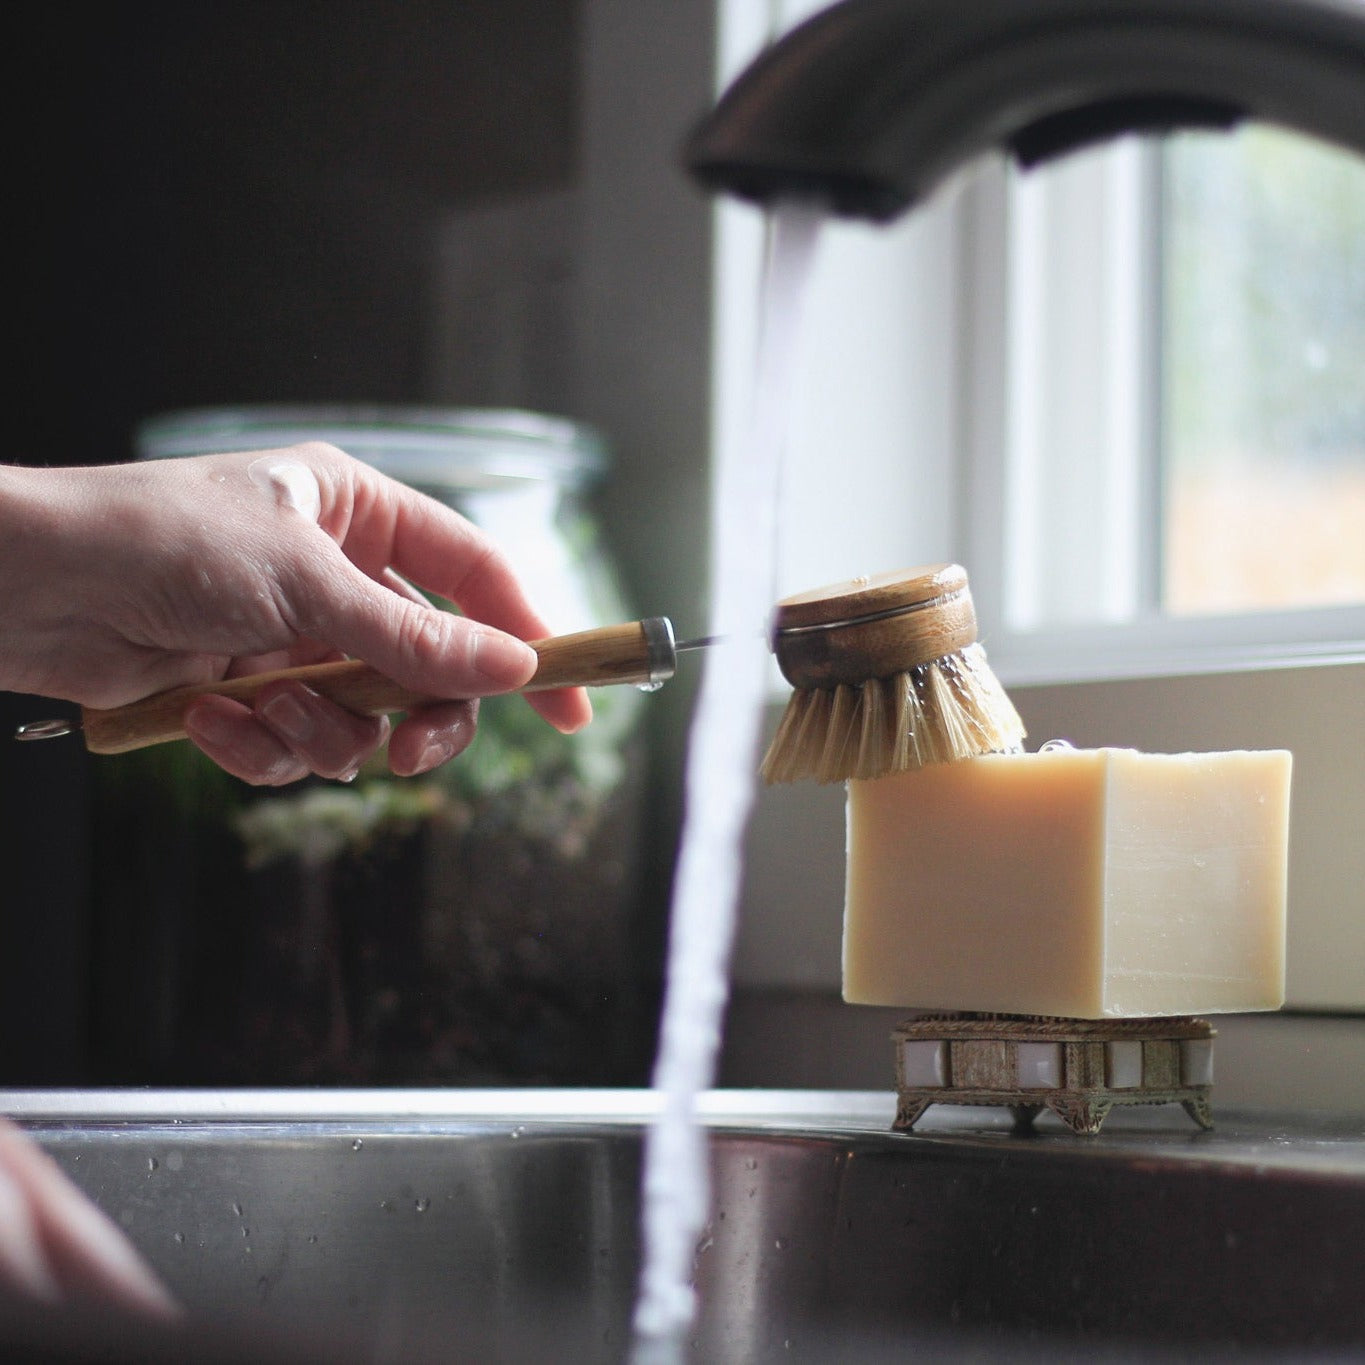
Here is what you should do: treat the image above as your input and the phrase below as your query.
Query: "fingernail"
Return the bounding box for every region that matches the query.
[261,689,315,743]
[471,629,536,685]
[185,705,232,746]
[413,738,454,774]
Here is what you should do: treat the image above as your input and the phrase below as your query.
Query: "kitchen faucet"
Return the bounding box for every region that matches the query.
[685,0,1365,222]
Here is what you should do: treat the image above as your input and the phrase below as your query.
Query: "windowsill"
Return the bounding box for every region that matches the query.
[761,635,1365,701]
[982,606,1365,688]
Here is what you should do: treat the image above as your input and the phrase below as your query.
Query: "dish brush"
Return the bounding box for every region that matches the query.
[761,563,1025,784]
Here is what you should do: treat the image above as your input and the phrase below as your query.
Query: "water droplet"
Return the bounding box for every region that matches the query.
[146,1157,159,1173]
[635,679,665,693]
[173,1232,185,1245]
[351,1139,364,1152]
[773,1238,785,1251]
[510,1126,525,1140]
[231,1202,243,1217]
[307,1234,319,1245]
[414,1197,430,1213]
[241,1227,250,1239]
[1040,738,1075,753]
[744,1157,758,1170]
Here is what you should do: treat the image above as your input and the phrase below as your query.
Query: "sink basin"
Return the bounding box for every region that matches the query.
[3,1090,1362,1362]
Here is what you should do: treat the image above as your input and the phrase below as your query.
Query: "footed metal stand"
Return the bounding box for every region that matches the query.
[891,1013,1215,1136]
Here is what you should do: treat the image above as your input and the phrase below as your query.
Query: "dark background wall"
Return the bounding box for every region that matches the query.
[4,1,581,1081]
[16,1,578,468]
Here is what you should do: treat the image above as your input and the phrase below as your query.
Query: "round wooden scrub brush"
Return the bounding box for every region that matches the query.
[761,564,1025,785]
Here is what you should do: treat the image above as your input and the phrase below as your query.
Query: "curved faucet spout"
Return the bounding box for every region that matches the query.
[685,0,1365,221]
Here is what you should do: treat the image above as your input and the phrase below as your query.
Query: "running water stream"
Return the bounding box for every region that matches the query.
[631,203,824,1360]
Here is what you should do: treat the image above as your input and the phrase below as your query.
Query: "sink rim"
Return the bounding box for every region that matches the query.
[0,1086,894,1127]
[6,1090,1362,1361]
[4,1088,1363,1180]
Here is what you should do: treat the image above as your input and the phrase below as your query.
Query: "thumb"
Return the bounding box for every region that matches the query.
[290,550,538,699]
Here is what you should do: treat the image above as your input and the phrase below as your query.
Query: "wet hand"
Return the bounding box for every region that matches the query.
[0,447,593,783]
[0,1120,178,1319]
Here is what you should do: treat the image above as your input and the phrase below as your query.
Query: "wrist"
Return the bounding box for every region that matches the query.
[0,465,99,696]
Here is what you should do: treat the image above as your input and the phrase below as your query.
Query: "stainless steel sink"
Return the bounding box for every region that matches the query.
[3,1090,1363,1362]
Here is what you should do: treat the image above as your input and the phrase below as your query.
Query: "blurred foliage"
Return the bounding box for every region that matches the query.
[234,681,645,868]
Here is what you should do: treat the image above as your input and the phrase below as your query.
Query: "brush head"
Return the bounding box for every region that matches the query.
[771,564,976,688]
[762,564,1025,785]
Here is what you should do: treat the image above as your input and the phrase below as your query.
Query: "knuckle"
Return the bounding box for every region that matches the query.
[286,439,346,465]
[394,607,456,678]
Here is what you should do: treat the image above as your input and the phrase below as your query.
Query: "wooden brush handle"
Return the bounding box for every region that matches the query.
[80,618,675,755]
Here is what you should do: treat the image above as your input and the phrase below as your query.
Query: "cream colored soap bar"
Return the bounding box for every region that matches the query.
[844,748,1291,1018]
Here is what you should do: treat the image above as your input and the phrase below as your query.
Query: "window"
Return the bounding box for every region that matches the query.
[1162,127,1365,618]
[966,128,1365,683]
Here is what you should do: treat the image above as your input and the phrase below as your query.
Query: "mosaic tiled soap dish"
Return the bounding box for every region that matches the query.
[891,1013,1215,1135]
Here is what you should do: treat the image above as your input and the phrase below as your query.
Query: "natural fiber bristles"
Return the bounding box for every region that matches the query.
[760,643,1026,785]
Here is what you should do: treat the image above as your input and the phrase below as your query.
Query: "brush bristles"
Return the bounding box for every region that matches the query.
[760,643,1026,785]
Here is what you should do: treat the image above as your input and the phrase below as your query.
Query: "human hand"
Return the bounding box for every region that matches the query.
[0,1119,178,1319]
[0,447,592,783]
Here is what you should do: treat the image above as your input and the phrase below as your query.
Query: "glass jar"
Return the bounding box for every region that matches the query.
[90,406,651,1086]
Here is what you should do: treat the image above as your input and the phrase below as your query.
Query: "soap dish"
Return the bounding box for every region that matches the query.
[891,1013,1215,1136]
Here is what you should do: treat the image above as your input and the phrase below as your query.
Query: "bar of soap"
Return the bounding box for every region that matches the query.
[843,747,1291,1018]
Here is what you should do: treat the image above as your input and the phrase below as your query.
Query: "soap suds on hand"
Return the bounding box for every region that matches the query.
[247,458,322,525]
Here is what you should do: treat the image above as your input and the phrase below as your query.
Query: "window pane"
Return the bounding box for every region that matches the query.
[1161,128,1365,616]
